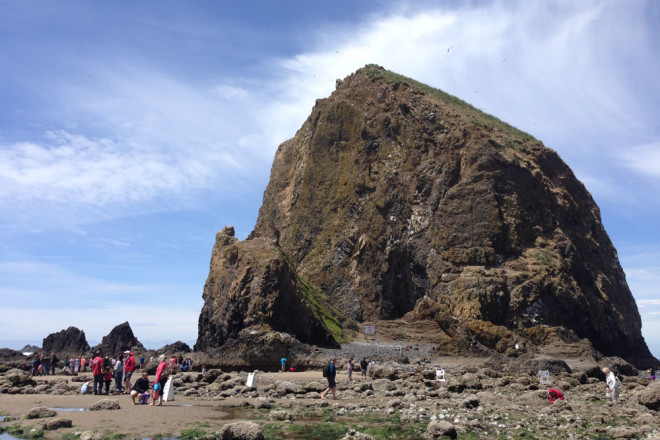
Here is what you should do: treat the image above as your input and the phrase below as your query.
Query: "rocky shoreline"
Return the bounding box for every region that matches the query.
[1,351,660,440]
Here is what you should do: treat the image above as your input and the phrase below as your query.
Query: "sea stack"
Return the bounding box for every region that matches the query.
[196,65,654,368]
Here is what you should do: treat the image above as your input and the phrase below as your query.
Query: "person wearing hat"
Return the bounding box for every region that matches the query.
[124,351,136,393]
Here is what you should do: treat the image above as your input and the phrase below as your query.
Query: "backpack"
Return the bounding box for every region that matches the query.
[323,363,330,378]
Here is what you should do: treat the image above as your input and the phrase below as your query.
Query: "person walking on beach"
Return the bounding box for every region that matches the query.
[602,367,620,404]
[281,357,287,372]
[321,358,337,400]
[91,351,104,395]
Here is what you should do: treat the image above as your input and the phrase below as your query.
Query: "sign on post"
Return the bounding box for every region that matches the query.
[538,370,551,385]
[246,371,257,388]
[365,326,375,335]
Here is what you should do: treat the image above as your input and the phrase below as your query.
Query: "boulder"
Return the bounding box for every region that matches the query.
[42,417,73,430]
[93,322,144,356]
[637,381,660,410]
[219,421,265,440]
[88,399,121,411]
[426,420,457,439]
[25,406,57,419]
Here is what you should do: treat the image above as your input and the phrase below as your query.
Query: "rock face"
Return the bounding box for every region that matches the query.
[195,226,344,351]
[197,65,653,367]
[94,322,144,356]
[42,327,90,354]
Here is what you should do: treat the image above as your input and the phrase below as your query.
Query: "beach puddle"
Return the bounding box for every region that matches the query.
[48,407,87,412]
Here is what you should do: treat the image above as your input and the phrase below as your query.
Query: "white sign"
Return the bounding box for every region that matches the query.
[364,325,375,335]
[246,371,257,388]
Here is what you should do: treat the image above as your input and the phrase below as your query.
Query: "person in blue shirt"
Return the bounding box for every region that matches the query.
[281,357,287,372]
[321,358,337,400]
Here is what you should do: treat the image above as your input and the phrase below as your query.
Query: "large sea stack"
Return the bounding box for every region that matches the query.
[196,65,653,368]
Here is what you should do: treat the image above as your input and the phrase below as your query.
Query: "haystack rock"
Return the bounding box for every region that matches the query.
[42,327,90,354]
[196,65,654,368]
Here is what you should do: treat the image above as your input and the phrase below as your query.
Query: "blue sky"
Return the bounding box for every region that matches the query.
[1,1,659,356]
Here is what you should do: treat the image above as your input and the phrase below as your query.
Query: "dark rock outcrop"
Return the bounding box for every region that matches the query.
[42,327,90,354]
[93,322,144,357]
[197,65,654,368]
[195,226,344,351]
[155,341,191,356]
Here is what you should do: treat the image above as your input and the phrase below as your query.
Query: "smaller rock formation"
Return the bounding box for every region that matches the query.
[93,322,144,356]
[42,327,90,354]
[195,226,345,353]
[155,341,191,356]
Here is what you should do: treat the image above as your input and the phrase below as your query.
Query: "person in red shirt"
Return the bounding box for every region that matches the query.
[124,351,136,393]
[150,355,170,406]
[90,351,104,395]
[548,388,565,403]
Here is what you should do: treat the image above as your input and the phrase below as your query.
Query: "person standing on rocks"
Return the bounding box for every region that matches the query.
[360,357,368,378]
[80,355,86,373]
[91,351,104,395]
[281,357,287,372]
[321,358,337,400]
[602,367,620,404]
[124,351,136,392]
[347,358,354,383]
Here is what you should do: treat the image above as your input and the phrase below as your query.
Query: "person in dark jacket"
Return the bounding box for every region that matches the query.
[321,358,337,400]
[360,357,368,378]
[130,371,151,405]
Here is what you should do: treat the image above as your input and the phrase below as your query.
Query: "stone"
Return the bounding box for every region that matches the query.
[636,381,660,410]
[268,410,292,421]
[426,420,457,439]
[88,399,121,411]
[92,322,144,356]
[25,406,57,419]
[42,417,73,430]
[219,421,265,440]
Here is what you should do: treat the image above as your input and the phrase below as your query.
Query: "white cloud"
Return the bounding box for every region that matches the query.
[619,141,660,178]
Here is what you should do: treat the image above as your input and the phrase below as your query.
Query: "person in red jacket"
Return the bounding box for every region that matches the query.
[548,388,565,403]
[124,351,136,393]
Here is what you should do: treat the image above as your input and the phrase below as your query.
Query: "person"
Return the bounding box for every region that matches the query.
[91,351,104,395]
[103,362,113,395]
[320,358,337,400]
[360,357,368,378]
[131,371,152,405]
[347,358,354,383]
[281,357,287,372]
[548,388,565,403]
[602,367,620,404]
[178,354,184,365]
[75,356,81,374]
[124,351,136,392]
[648,367,656,380]
[114,355,124,394]
[151,355,170,406]
[201,365,207,377]
[63,357,70,375]
[80,355,86,373]
[51,352,58,375]
[139,354,145,369]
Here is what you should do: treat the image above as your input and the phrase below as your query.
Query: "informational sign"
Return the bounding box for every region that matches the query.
[364,325,375,335]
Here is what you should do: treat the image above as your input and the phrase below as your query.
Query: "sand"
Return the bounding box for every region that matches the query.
[0,370,347,439]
